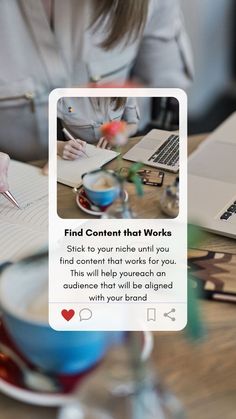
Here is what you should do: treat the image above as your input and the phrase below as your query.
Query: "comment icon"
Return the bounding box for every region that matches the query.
[79,308,93,322]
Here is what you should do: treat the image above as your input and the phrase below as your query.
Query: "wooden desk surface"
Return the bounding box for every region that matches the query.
[57,134,204,220]
[57,136,177,220]
[0,135,235,419]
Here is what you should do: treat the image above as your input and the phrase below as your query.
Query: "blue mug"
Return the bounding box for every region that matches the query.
[0,256,122,374]
[82,170,120,207]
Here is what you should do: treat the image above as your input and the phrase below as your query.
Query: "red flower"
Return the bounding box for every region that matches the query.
[100,121,127,139]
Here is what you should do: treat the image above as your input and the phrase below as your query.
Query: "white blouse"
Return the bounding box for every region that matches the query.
[57,97,140,143]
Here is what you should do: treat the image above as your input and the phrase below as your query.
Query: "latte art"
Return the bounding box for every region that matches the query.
[91,177,114,190]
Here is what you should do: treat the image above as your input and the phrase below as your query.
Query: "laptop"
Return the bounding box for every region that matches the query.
[123,129,179,173]
[188,112,236,239]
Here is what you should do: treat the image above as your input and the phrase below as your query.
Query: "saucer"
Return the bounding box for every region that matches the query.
[76,187,128,216]
[0,320,153,407]
[0,320,93,406]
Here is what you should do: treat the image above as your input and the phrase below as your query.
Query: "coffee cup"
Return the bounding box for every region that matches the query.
[0,254,122,374]
[82,170,120,207]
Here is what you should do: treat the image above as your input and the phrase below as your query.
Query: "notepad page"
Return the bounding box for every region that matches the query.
[57,144,119,188]
[0,161,48,262]
[0,221,47,263]
[0,160,48,232]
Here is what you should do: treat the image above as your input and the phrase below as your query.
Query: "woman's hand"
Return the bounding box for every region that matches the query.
[57,139,87,160]
[0,152,10,192]
[97,137,112,150]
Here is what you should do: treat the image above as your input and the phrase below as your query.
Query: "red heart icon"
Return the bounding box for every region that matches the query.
[61,309,75,321]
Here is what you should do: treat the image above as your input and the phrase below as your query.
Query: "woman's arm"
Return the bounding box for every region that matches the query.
[122,97,140,137]
[126,123,138,137]
[0,152,10,192]
[131,0,194,88]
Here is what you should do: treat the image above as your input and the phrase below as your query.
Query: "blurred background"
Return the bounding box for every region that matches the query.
[183,0,236,133]
[145,0,236,134]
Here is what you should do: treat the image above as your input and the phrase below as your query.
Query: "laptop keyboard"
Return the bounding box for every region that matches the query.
[148,135,179,167]
[220,201,236,221]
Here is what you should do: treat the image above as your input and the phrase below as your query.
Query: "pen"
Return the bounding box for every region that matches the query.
[62,128,89,158]
[1,190,20,209]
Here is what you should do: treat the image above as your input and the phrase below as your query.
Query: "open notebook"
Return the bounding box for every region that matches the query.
[0,160,48,263]
[57,144,119,188]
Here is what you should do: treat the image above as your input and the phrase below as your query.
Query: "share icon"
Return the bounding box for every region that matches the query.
[164,308,176,321]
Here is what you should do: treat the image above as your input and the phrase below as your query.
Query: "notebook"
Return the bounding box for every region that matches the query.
[57,144,119,188]
[0,160,48,263]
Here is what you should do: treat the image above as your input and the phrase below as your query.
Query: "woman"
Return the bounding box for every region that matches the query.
[57,97,139,160]
[0,152,9,194]
[0,0,193,161]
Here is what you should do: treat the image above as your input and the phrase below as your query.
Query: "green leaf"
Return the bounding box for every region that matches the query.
[188,224,204,248]
[186,224,206,340]
[186,274,206,340]
[127,162,143,180]
[131,174,143,196]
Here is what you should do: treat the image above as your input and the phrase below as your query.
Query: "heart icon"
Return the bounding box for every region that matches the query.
[61,309,75,321]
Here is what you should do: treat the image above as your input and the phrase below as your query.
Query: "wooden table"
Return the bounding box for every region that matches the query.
[1,135,236,419]
[57,136,177,219]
